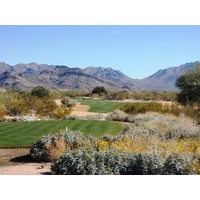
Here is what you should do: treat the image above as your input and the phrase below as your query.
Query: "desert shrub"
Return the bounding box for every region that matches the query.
[75,114,105,121]
[106,91,129,100]
[30,131,97,162]
[3,92,28,116]
[163,103,200,120]
[98,127,200,162]
[106,110,129,122]
[119,102,163,115]
[106,110,135,122]
[183,104,200,123]
[65,114,78,120]
[161,153,200,175]
[85,114,105,121]
[131,91,177,101]
[122,112,200,140]
[97,134,148,153]
[51,150,160,175]
[118,101,200,121]
[104,91,177,101]
[51,90,89,98]
[51,150,125,175]
[123,153,162,175]
[61,97,76,108]
[30,134,65,162]
[53,107,71,119]
[51,149,199,175]
[36,99,58,117]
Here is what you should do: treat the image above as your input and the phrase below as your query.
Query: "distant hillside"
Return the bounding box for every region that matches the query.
[0,62,139,91]
[83,66,134,83]
[0,61,199,91]
[133,61,200,91]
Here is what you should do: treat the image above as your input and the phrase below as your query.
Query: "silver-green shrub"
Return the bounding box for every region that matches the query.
[30,134,58,162]
[51,150,200,175]
[161,153,200,175]
[51,150,123,175]
[122,153,162,175]
[122,112,200,140]
[65,114,78,120]
[30,131,97,162]
[106,110,129,122]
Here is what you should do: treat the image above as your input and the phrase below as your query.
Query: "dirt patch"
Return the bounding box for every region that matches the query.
[0,163,51,175]
[71,102,108,117]
[55,99,62,106]
[72,102,90,112]
[155,100,174,106]
[0,148,51,175]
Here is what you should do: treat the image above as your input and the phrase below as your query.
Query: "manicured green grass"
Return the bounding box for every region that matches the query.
[77,98,125,113]
[0,120,125,148]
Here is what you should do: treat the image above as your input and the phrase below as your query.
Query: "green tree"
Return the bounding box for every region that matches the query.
[176,65,200,104]
[31,86,50,98]
[92,86,107,95]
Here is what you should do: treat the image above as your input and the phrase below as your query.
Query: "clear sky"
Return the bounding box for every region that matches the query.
[0,25,200,79]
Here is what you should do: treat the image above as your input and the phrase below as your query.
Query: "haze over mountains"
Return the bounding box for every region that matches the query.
[0,61,199,91]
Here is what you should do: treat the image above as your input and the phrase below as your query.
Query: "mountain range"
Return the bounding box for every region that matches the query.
[0,62,138,91]
[134,61,200,91]
[0,61,199,91]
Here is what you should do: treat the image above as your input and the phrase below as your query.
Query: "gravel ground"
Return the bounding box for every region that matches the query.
[0,148,51,175]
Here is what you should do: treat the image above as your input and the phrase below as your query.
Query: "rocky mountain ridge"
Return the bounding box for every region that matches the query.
[0,61,199,91]
[0,62,138,91]
[134,61,200,91]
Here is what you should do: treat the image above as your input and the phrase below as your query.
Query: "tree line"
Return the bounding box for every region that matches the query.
[0,86,71,119]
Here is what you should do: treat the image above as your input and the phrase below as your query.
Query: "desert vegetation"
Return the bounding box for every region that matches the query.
[48,88,177,102]
[113,101,200,123]
[0,86,178,121]
[30,112,200,174]
[0,86,73,121]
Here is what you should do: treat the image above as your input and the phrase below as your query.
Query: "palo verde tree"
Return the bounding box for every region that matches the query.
[176,64,200,105]
[31,86,50,98]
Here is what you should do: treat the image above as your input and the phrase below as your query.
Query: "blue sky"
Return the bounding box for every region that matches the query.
[0,25,200,79]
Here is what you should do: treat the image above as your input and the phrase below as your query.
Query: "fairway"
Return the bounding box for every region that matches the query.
[77,98,125,113]
[0,120,125,148]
